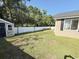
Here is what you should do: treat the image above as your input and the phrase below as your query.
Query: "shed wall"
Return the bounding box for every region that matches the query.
[5,23,15,37]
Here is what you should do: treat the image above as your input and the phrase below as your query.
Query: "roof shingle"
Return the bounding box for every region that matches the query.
[53,10,79,19]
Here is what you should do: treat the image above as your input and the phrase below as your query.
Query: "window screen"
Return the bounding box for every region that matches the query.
[71,20,78,30]
[64,20,71,30]
[60,19,64,31]
[63,19,78,30]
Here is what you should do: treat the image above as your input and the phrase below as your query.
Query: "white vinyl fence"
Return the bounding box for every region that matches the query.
[51,27,55,30]
[14,27,55,34]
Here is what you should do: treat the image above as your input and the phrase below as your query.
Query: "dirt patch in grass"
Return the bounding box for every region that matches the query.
[48,40,58,46]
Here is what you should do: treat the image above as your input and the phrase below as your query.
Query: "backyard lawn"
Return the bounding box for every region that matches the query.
[0,30,79,59]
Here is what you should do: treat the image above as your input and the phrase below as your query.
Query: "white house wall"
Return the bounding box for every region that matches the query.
[78,20,79,31]
[55,19,79,39]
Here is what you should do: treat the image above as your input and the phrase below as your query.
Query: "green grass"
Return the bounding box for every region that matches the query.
[1,30,79,59]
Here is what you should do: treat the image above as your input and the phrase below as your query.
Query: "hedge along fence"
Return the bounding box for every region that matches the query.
[14,27,55,34]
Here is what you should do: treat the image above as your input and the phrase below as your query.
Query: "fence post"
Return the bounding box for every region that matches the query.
[34,26,35,32]
[17,27,19,34]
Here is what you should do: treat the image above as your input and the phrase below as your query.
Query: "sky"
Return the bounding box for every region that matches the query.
[26,0,79,15]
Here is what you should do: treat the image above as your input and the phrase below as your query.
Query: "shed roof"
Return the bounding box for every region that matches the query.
[0,19,14,25]
[53,10,79,19]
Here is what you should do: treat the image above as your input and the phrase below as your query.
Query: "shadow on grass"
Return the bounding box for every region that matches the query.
[0,38,35,59]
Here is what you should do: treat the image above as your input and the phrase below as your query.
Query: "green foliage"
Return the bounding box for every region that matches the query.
[0,0,55,26]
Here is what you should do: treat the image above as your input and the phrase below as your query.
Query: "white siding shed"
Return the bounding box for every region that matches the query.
[0,19,15,37]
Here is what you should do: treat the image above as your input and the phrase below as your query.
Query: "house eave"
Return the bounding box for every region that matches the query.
[54,16,79,20]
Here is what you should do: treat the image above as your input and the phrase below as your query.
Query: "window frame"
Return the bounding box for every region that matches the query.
[71,20,78,30]
[63,19,78,31]
[8,25,12,30]
[63,19,72,30]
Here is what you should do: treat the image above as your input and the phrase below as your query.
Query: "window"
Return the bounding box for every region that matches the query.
[60,19,64,31]
[8,25,12,30]
[71,20,78,30]
[63,19,78,30]
[64,20,71,30]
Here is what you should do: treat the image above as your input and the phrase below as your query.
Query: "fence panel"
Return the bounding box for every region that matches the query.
[14,27,53,34]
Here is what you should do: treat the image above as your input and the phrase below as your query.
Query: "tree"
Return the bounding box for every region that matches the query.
[0,0,30,26]
[0,0,55,27]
